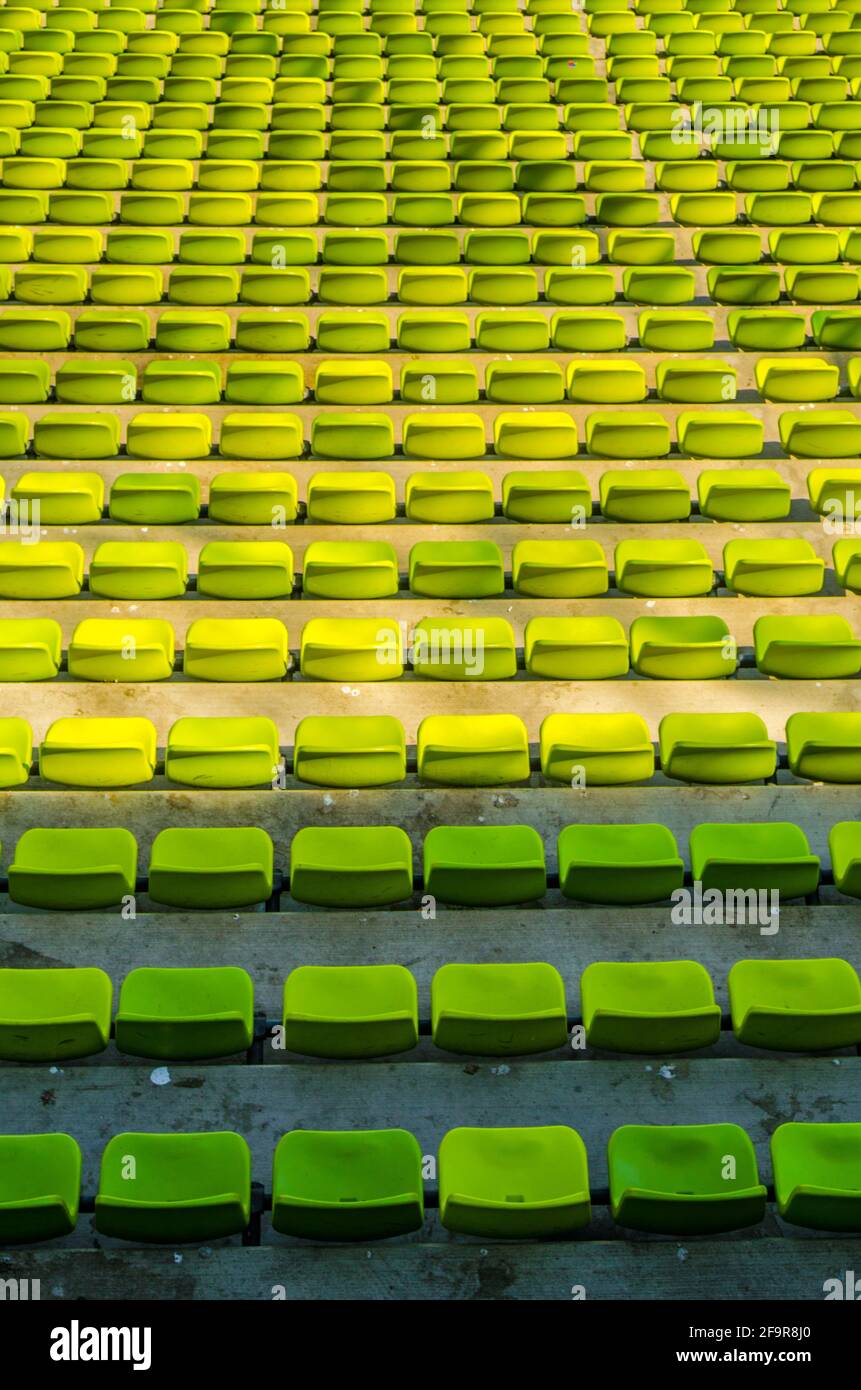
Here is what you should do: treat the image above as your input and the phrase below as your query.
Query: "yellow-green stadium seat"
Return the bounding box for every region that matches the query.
[148,827,274,910]
[89,542,188,600]
[293,715,407,788]
[524,615,629,679]
[502,469,590,523]
[289,826,413,907]
[68,617,175,682]
[754,614,861,678]
[558,822,684,905]
[166,716,280,790]
[109,473,201,525]
[630,615,736,680]
[12,470,102,523]
[301,541,397,600]
[780,409,861,458]
[539,712,654,785]
[0,541,84,599]
[697,468,791,521]
[600,469,690,523]
[581,961,721,1054]
[184,617,290,682]
[0,617,62,681]
[306,471,396,525]
[513,539,609,598]
[409,540,504,598]
[659,712,776,784]
[412,617,516,681]
[197,541,295,601]
[39,716,158,788]
[424,824,546,906]
[417,713,530,785]
[9,827,138,911]
[723,538,824,596]
[616,539,713,597]
[300,617,403,682]
[208,472,298,527]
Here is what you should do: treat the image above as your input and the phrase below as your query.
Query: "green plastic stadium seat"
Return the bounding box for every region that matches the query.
[513,539,608,598]
[184,617,289,682]
[656,360,737,405]
[525,615,629,680]
[310,412,393,461]
[756,357,839,402]
[405,470,493,523]
[126,412,212,461]
[707,266,781,305]
[282,965,418,1058]
[599,469,690,523]
[771,1123,861,1232]
[107,474,200,526]
[39,716,157,788]
[787,712,861,783]
[315,361,391,407]
[754,615,861,679]
[677,410,763,459]
[0,967,111,1063]
[301,541,395,601]
[552,309,627,352]
[727,308,808,351]
[95,1132,251,1244]
[609,1124,767,1235]
[615,540,713,597]
[581,961,721,1053]
[693,228,762,264]
[409,541,504,598]
[0,717,31,788]
[68,618,175,682]
[165,714,282,790]
[0,542,84,600]
[567,360,646,405]
[729,959,861,1051]
[779,410,861,458]
[54,360,135,407]
[690,821,820,898]
[812,309,861,350]
[432,962,568,1056]
[289,826,413,907]
[74,309,150,353]
[439,1126,590,1238]
[659,712,776,784]
[148,827,273,909]
[539,712,653,786]
[638,308,714,351]
[486,360,565,405]
[8,827,137,910]
[401,360,478,405]
[142,360,222,406]
[0,1134,81,1243]
[474,309,548,352]
[417,713,529,786]
[424,825,546,906]
[293,715,406,788]
[155,309,232,353]
[558,822,683,904]
[115,967,255,1060]
[300,617,402,681]
[11,471,102,524]
[412,617,516,681]
[501,470,589,524]
[585,411,671,458]
[724,539,824,597]
[0,617,62,681]
[697,468,791,522]
[630,616,737,679]
[306,472,396,526]
[808,469,861,520]
[272,1129,424,1241]
[88,542,188,600]
[209,472,298,526]
[0,360,49,404]
[196,542,294,601]
[403,412,485,461]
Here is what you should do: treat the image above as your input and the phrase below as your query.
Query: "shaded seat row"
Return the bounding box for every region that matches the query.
[2,957,860,1061]
[3,1121,860,1244]
[0,818,859,908]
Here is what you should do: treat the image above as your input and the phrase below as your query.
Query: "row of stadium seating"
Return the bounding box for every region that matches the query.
[4,611,861,680]
[2,709,859,785]
[11,356,861,404]
[0,819,858,907]
[7,537,861,597]
[2,1123,859,1244]
[0,406,860,455]
[3,958,860,1060]
[10,304,861,350]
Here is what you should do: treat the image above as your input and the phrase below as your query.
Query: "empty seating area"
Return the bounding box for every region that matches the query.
[0,0,860,1306]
